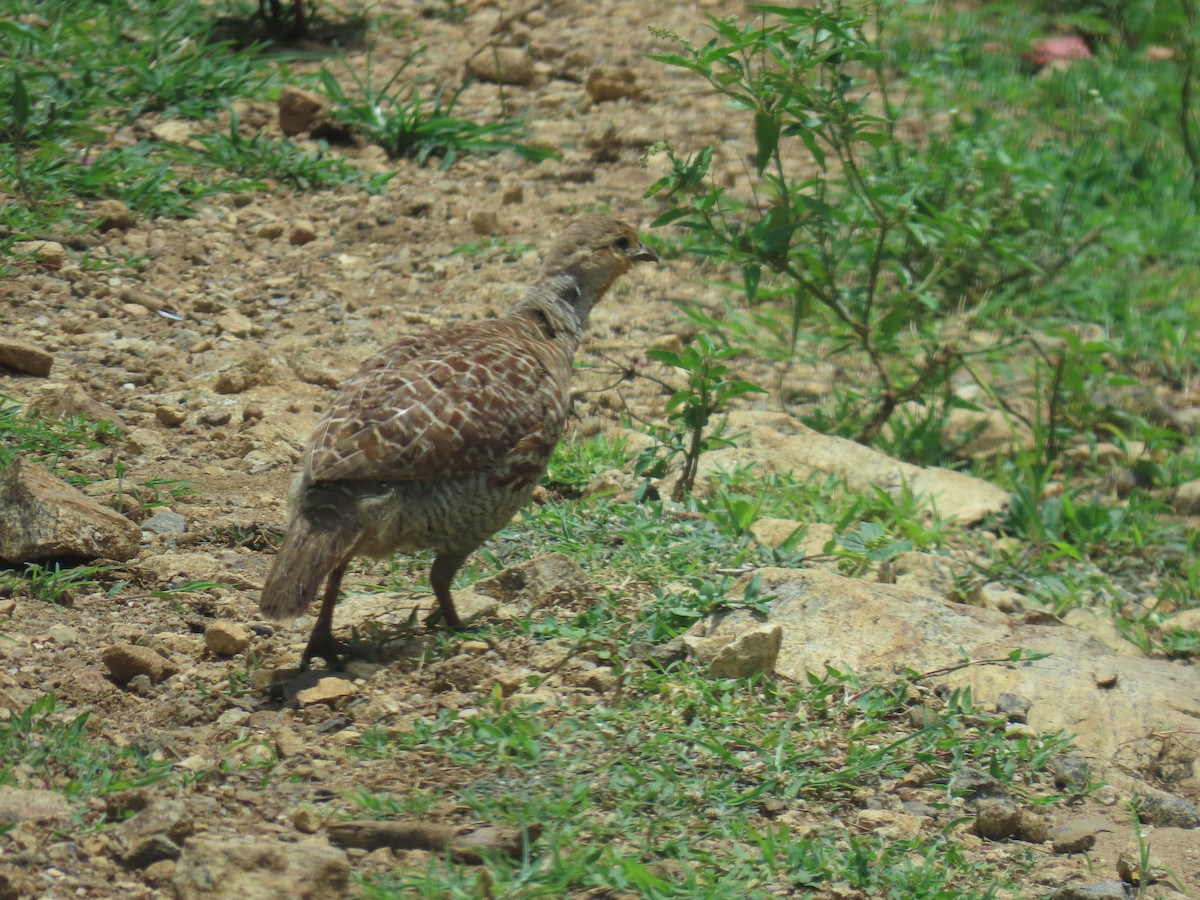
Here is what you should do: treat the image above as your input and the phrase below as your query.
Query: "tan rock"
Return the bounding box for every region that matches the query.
[696,411,1010,525]
[94,199,135,231]
[173,836,349,900]
[0,338,52,376]
[205,620,252,656]
[102,642,181,685]
[0,786,72,824]
[289,221,318,245]
[468,46,535,85]
[278,85,327,136]
[12,240,65,267]
[0,458,141,562]
[1173,478,1200,515]
[585,65,643,102]
[295,676,358,708]
[684,622,782,678]
[215,309,254,338]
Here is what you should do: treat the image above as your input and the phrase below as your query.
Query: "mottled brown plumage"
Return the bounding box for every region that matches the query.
[260,216,657,668]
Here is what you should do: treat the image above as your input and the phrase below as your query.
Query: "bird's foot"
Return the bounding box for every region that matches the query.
[299,628,350,671]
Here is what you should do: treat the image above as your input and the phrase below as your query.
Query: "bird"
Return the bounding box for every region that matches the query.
[260,216,658,668]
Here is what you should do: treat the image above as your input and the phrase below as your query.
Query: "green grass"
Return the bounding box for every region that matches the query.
[350,666,1065,898]
[0,695,171,802]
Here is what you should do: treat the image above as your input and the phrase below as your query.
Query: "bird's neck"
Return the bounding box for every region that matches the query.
[506,273,599,345]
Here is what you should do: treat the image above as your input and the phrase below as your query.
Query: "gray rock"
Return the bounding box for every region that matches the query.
[1133,791,1200,828]
[949,766,1006,800]
[173,835,349,899]
[1050,882,1131,900]
[143,510,187,534]
[995,692,1032,723]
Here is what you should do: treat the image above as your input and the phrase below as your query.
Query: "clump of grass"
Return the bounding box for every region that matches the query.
[317,48,558,168]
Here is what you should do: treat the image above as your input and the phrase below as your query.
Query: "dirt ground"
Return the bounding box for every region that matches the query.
[2,1,1199,897]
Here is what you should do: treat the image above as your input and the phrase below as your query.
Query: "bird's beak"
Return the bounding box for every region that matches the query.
[632,242,659,264]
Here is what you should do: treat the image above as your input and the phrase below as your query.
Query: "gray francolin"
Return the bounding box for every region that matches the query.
[260,216,657,667]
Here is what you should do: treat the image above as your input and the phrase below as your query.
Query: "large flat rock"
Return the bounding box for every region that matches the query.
[0,458,141,562]
[698,567,1200,775]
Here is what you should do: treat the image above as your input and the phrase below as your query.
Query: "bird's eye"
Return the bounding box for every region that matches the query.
[612,235,632,251]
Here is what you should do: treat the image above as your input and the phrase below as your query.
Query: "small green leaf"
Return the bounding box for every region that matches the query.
[753,110,781,175]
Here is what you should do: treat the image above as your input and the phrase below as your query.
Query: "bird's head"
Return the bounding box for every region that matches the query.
[540,216,658,302]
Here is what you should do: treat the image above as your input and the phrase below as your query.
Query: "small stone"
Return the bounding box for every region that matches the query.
[274,728,305,759]
[1016,809,1050,843]
[995,692,1031,723]
[13,240,65,266]
[94,199,135,231]
[118,800,193,868]
[292,808,321,834]
[502,183,524,205]
[155,406,188,427]
[683,623,783,679]
[242,403,265,422]
[585,65,643,102]
[0,338,53,376]
[974,797,1021,840]
[949,765,1005,800]
[198,408,232,427]
[468,46,535,85]
[205,620,252,656]
[460,640,490,655]
[143,510,188,535]
[101,642,181,685]
[258,222,286,240]
[1173,478,1200,515]
[47,624,82,644]
[215,309,254,338]
[289,221,318,245]
[1048,816,1118,854]
[470,209,500,235]
[296,676,358,708]
[278,85,327,136]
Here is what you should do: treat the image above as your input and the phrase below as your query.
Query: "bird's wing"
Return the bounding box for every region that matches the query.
[303,322,564,484]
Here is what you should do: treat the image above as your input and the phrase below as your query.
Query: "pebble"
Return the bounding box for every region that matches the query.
[47,624,82,644]
[94,199,135,231]
[278,85,326,136]
[289,221,318,245]
[205,620,253,656]
[155,406,188,427]
[296,677,358,708]
[974,797,1021,840]
[13,240,65,266]
[585,65,643,102]
[468,46,535,85]
[143,510,188,534]
[102,642,181,685]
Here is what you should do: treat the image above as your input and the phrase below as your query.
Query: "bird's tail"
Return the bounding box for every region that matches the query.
[260,516,355,619]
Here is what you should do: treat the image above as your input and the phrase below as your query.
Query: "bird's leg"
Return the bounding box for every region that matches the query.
[300,562,349,669]
[291,0,308,37]
[426,551,469,630]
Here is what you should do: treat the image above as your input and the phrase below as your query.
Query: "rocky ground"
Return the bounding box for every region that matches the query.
[2,0,1200,897]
